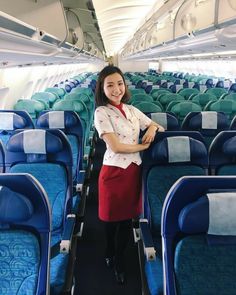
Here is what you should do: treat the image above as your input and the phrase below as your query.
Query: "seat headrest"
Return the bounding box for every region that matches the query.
[0,186,33,222]
[37,111,78,129]
[190,112,218,129]
[0,113,26,130]
[7,130,63,154]
[152,136,206,163]
[223,136,236,156]
[179,192,236,236]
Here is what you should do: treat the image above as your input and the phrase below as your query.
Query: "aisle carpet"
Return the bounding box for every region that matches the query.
[74,138,142,295]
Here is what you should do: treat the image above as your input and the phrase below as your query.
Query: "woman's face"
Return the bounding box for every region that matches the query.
[103,73,125,105]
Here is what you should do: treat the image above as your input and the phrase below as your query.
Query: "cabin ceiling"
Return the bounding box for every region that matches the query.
[62,0,159,57]
[92,0,157,56]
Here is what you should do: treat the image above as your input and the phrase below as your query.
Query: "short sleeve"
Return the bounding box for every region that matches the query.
[94,107,114,138]
[131,106,152,130]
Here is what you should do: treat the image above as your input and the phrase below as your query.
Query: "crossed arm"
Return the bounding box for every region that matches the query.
[101,122,165,154]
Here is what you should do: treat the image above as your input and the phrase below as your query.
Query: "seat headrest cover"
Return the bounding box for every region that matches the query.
[201,112,217,129]
[7,130,63,154]
[176,84,183,92]
[167,136,190,163]
[207,192,236,236]
[24,130,46,154]
[0,186,33,222]
[49,111,65,128]
[223,136,236,156]
[151,113,167,129]
[0,113,14,130]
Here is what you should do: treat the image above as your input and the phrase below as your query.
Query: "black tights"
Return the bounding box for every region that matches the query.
[104,219,132,271]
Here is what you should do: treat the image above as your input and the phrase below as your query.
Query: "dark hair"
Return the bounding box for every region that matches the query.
[95,66,130,106]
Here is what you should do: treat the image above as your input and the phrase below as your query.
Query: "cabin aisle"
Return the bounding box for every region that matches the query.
[74,138,142,295]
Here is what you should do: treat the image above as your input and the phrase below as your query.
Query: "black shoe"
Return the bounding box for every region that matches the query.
[114,269,126,285]
[105,257,114,268]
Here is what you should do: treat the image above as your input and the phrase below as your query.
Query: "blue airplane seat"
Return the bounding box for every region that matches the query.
[142,131,208,232]
[181,111,230,147]
[140,132,208,295]
[182,81,195,89]
[0,110,34,146]
[230,115,236,129]
[36,110,84,178]
[0,140,4,173]
[145,84,154,94]
[5,129,77,294]
[0,173,51,295]
[215,80,224,88]
[209,130,236,175]
[146,112,180,130]
[193,83,207,92]
[36,111,86,231]
[162,176,236,295]
[169,84,183,93]
[229,83,236,93]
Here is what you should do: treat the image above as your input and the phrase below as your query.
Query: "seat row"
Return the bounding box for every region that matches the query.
[138,130,236,295]
[125,71,235,95]
[128,91,236,121]
[0,110,93,293]
[0,127,80,294]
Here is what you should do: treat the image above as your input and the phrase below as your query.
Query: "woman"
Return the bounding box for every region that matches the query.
[94,65,164,284]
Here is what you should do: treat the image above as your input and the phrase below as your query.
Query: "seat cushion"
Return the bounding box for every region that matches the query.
[0,230,40,295]
[175,235,236,295]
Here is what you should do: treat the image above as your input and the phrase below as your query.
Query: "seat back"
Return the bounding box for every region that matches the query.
[162,176,236,295]
[0,110,34,146]
[52,99,90,163]
[134,101,162,113]
[182,111,230,147]
[168,101,202,123]
[31,91,58,108]
[14,99,46,119]
[36,110,83,181]
[0,173,51,295]
[131,94,153,103]
[205,87,228,99]
[0,140,4,173]
[190,93,217,108]
[142,131,208,237]
[45,87,66,99]
[147,112,180,130]
[159,94,184,110]
[205,99,236,120]
[177,88,199,99]
[209,130,236,175]
[5,129,73,234]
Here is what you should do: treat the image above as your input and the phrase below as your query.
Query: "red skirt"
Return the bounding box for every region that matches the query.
[98,163,142,222]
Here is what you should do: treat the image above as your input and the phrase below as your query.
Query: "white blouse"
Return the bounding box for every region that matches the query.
[94,103,152,168]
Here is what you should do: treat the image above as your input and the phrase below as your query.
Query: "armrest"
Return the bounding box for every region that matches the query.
[139,218,156,261]
[76,170,86,192]
[60,214,76,254]
[83,146,90,161]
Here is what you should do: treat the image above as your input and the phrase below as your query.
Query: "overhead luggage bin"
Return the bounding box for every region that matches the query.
[218,0,236,26]
[121,0,236,59]
[174,0,216,40]
[0,0,104,67]
[145,10,176,50]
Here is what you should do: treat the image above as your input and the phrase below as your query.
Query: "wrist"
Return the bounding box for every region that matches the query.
[151,125,159,132]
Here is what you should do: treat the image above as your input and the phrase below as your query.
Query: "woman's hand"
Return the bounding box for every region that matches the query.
[141,124,164,144]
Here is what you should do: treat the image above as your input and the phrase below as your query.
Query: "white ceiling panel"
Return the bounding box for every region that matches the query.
[92,0,157,56]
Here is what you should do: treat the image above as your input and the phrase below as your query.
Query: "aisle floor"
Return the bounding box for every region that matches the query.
[74,139,142,295]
